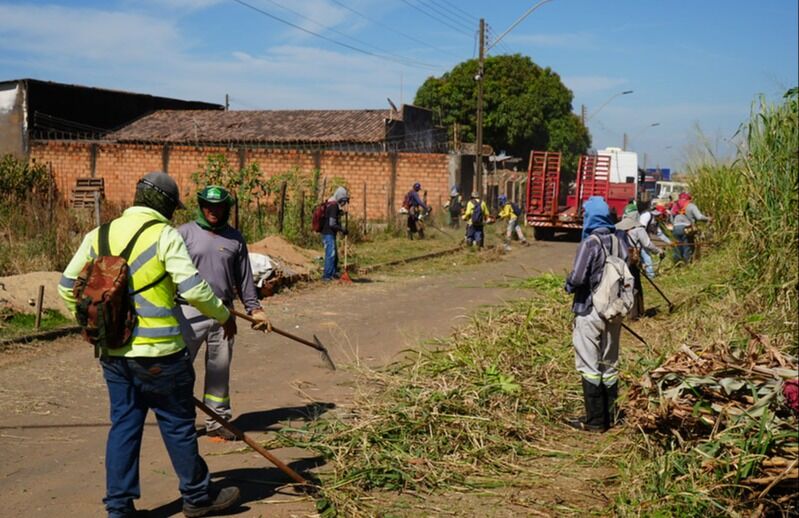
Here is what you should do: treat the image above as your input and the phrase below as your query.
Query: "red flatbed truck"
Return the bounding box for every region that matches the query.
[525,150,635,240]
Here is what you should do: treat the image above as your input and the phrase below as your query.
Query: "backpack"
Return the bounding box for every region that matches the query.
[73,220,166,351]
[312,201,333,233]
[471,200,484,225]
[510,202,522,217]
[449,195,462,213]
[590,234,634,321]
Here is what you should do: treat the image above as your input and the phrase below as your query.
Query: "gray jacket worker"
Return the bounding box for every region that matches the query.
[177,185,271,441]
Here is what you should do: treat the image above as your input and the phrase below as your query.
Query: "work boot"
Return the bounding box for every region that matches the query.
[566,379,606,432]
[206,427,239,442]
[183,486,240,518]
[603,383,619,429]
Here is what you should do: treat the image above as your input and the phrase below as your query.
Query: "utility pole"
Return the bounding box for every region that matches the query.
[623,132,628,151]
[225,94,229,111]
[580,104,587,125]
[475,18,485,197]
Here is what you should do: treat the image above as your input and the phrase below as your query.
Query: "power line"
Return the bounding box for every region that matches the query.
[328,0,463,60]
[230,0,438,70]
[398,0,473,37]
[257,0,439,69]
[435,0,478,24]
[428,0,476,27]
[414,0,473,33]
[486,24,514,55]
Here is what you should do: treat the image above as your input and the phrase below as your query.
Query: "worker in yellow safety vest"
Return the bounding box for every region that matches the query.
[58,172,241,518]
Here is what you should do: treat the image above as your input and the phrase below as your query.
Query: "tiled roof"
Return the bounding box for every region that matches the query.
[109,109,398,144]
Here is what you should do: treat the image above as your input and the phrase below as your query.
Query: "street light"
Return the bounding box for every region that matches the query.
[624,122,660,151]
[583,90,633,123]
[474,0,556,196]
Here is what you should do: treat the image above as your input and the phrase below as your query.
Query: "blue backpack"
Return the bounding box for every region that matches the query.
[511,202,522,217]
[471,200,484,225]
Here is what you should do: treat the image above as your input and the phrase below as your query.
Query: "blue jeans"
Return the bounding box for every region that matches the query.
[100,349,211,517]
[466,224,484,247]
[640,249,655,277]
[322,233,338,280]
[672,225,691,263]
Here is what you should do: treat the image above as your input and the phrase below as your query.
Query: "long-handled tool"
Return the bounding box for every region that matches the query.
[621,322,649,347]
[642,273,675,313]
[340,211,353,283]
[231,309,336,370]
[193,398,311,488]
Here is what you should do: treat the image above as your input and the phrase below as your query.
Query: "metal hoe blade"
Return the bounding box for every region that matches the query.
[314,334,337,371]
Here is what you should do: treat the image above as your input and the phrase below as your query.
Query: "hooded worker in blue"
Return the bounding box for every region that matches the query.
[176,185,271,441]
[565,196,629,432]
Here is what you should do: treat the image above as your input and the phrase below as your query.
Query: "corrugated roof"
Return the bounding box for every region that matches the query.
[109,109,397,144]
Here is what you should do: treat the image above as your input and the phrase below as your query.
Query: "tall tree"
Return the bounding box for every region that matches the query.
[415,54,590,175]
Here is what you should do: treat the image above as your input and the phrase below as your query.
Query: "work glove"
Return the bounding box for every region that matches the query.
[222,314,237,339]
[250,309,272,332]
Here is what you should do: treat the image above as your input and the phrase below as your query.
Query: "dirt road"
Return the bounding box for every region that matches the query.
[0,240,577,517]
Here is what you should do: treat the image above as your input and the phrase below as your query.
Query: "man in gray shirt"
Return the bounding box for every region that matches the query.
[177,185,271,440]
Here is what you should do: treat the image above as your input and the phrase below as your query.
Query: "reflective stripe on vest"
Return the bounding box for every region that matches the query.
[93,214,182,351]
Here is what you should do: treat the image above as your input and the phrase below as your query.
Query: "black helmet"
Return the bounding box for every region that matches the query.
[413,182,421,191]
[134,172,185,219]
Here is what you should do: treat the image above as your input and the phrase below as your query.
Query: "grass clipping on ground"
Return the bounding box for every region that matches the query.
[278,248,797,517]
[281,274,617,516]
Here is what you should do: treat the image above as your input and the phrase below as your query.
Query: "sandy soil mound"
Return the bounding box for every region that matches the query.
[248,236,319,276]
[0,271,71,316]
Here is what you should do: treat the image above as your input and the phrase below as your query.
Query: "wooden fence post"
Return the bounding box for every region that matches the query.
[277,180,288,234]
[299,190,306,232]
[34,285,45,330]
[362,181,367,234]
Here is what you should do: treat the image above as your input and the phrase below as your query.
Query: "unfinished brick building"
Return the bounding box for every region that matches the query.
[13,80,456,221]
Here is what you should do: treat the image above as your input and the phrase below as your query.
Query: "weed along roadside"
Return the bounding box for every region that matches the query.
[0,88,795,517]
[271,92,799,516]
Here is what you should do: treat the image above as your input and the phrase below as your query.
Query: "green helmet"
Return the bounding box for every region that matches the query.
[197,185,234,206]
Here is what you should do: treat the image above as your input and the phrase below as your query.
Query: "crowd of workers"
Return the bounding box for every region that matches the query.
[56,169,710,516]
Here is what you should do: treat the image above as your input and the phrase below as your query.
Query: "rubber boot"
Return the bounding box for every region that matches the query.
[603,382,619,429]
[566,378,607,432]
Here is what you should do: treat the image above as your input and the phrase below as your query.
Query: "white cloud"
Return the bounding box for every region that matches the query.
[0,4,184,62]
[132,0,223,10]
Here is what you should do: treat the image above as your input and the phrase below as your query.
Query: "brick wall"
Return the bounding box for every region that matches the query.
[29,141,451,220]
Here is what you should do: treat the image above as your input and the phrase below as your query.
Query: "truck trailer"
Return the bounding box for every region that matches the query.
[525,149,636,240]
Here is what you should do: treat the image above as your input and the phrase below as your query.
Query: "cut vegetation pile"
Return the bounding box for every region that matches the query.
[626,338,798,502]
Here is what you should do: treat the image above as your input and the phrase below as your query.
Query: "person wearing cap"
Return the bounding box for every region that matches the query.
[58,172,240,518]
[321,186,349,280]
[405,182,430,239]
[671,192,710,263]
[445,185,463,229]
[616,208,664,319]
[638,201,671,277]
[462,191,489,247]
[497,194,529,249]
[176,185,271,441]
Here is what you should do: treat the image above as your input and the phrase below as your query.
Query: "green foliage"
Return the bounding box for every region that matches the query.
[414,54,591,176]
[0,308,72,339]
[0,154,50,201]
[688,88,798,324]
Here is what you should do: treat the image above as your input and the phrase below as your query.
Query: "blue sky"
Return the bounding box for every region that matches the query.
[1,0,796,169]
